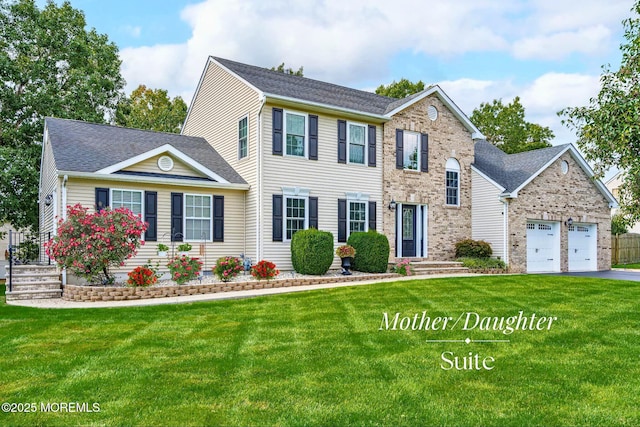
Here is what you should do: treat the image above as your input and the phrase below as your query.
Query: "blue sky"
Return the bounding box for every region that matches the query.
[44,0,635,146]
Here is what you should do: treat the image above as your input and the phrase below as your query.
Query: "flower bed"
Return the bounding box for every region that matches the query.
[62,272,399,302]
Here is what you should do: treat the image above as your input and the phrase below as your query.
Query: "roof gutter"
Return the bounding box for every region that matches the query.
[58,171,250,191]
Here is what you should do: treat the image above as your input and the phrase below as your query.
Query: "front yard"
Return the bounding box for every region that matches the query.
[1,275,639,426]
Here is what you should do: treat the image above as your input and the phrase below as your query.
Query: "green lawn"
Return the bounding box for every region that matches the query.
[1,275,639,426]
[612,263,640,269]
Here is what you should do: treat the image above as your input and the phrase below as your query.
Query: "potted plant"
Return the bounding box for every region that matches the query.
[336,244,356,275]
[177,243,192,256]
[157,243,169,257]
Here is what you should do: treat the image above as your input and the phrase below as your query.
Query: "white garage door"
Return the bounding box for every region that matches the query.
[568,224,597,271]
[526,222,561,273]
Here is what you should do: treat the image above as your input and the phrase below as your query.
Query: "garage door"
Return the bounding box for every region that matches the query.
[526,221,561,273]
[568,224,597,271]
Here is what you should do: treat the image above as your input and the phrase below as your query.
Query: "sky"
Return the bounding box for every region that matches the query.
[42,0,635,148]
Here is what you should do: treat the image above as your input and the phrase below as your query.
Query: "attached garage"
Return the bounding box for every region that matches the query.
[568,224,597,271]
[526,221,561,273]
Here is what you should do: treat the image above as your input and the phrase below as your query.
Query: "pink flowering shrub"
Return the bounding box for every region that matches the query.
[45,204,147,284]
[167,255,203,285]
[213,256,244,282]
[393,259,413,276]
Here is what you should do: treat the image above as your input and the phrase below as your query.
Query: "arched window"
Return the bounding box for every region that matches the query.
[445,158,460,206]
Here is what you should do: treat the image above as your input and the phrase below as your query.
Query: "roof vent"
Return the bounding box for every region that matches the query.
[427,105,438,121]
[158,155,174,172]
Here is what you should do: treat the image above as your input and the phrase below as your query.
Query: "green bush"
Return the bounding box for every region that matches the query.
[458,257,506,270]
[347,230,390,273]
[291,229,334,275]
[455,239,493,258]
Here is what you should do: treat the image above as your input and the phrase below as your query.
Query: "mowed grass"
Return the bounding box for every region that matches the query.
[1,275,639,426]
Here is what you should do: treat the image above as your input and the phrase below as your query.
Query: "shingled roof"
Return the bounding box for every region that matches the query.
[45,117,247,185]
[473,140,570,193]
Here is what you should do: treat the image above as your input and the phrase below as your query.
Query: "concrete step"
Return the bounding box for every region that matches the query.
[9,281,62,291]
[412,267,470,275]
[11,273,60,283]
[6,288,63,301]
[6,265,61,300]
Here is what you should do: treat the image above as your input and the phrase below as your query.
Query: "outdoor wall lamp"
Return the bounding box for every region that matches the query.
[388,199,397,211]
[565,217,573,227]
[44,194,53,206]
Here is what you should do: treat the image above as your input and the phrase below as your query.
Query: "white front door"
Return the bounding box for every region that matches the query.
[568,224,597,271]
[526,221,561,273]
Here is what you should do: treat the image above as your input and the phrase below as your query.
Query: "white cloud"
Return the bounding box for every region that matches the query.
[122,25,142,38]
[513,25,611,60]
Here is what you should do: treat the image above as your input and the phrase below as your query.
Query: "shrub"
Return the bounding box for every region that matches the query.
[45,204,147,284]
[393,259,413,276]
[213,256,244,282]
[612,213,628,235]
[251,260,280,281]
[347,230,390,273]
[167,255,203,285]
[455,239,493,258]
[458,257,506,270]
[291,228,334,275]
[126,263,159,287]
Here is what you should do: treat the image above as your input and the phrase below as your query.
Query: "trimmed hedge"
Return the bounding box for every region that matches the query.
[347,230,390,273]
[455,239,493,259]
[291,228,334,275]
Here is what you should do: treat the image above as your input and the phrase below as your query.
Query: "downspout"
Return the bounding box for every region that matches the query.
[257,94,266,260]
[500,196,509,266]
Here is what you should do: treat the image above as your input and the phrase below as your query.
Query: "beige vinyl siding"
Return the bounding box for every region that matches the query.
[63,178,246,282]
[261,104,384,270]
[471,170,506,260]
[182,59,260,262]
[39,129,60,236]
[123,154,207,178]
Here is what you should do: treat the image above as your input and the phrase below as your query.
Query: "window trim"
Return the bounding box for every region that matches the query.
[403,131,420,171]
[184,193,213,242]
[284,110,308,158]
[238,114,249,160]
[347,121,367,165]
[282,187,309,241]
[110,188,144,217]
[445,158,461,207]
[346,192,369,238]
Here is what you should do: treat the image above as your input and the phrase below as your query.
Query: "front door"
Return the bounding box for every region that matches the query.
[402,205,417,257]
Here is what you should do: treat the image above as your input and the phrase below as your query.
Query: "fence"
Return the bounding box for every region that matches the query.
[611,233,640,265]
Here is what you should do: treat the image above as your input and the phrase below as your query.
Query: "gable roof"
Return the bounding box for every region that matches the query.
[205,57,483,138]
[472,140,617,207]
[45,118,247,186]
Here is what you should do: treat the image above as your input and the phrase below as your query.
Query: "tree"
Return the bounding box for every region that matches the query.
[375,78,425,98]
[270,62,304,76]
[612,213,629,235]
[560,1,640,226]
[115,85,187,133]
[0,0,124,230]
[471,97,554,154]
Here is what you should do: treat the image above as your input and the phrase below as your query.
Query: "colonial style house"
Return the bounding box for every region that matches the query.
[38,56,616,279]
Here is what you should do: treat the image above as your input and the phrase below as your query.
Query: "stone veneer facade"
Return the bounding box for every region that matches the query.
[507,152,612,273]
[383,95,475,261]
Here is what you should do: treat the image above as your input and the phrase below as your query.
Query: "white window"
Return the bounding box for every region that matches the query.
[446,158,460,206]
[403,131,420,170]
[348,123,366,164]
[111,189,142,215]
[185,194,212,241]
[349,201,367,234]
[285,111,306,157]
[238,116,248,159]
[285,196,307,240]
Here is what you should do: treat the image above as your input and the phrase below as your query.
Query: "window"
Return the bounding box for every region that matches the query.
[349,201,367,234]
[185,194,212,241]
[285,197,306,240]
[348,123,366,164]
[445,158,460,206]
[285,112,306,157]
[238,116,248,159]
[111,189,142,215]
[403,132,420,170]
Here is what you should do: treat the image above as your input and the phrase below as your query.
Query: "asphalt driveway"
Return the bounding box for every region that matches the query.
[546,270,640,281]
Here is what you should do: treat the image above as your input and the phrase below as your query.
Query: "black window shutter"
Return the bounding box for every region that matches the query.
[171,192,183,242]
[337,120,347,164]
[368,125,376,167]
[144,191,157,241]
[368,201,377,231]
[309,196,318,229]
[421,133,429,172]
[272,195,283,242]
[309,115,318,160]
[95,188,109,212]
[273,108,283,155]
[213,195,224,242]
[396,129,404,169]
[338,199,347,243]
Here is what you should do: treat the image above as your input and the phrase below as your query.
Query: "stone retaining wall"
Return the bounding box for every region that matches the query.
[62,273,398,302]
